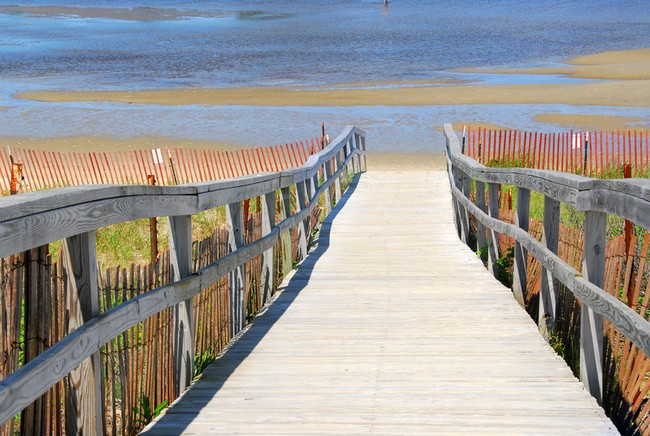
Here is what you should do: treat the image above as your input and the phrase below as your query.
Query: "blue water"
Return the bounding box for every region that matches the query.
[0,1,649,151]
[2,0,649,89]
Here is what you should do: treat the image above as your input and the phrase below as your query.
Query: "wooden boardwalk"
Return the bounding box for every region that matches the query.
[144,171,617,435]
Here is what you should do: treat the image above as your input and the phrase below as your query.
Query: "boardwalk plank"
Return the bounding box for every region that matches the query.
[144,171,617,435]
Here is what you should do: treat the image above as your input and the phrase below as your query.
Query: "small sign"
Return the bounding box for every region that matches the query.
[152,148,163,165]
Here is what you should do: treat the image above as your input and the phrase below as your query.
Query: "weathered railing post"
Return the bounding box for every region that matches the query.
[227,202,246,335]
[261,191,276,304]
[475,181,487,256]
[487,183,500,277]
[63,231,103,436]
[353,132,362,173]
[21,245,49,436]
[581,210,606,404]
[333,155,342,204]
[460,171,471,246]
[169,215,194,396]
[512,187,530,307]
[450,167,469,243]
[279,186,293,276]
[539,196,560,338]
[295,181,310,260]
[322,160,332,215]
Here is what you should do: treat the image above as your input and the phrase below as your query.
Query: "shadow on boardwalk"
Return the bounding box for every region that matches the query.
[142,175,361,434]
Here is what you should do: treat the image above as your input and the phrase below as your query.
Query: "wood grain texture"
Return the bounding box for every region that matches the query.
[580,211,606,404]
[539,196,560,338]
[144,171,615,435]
[512,187,530,307]
[62,231,103,436]
[169,216,195,397]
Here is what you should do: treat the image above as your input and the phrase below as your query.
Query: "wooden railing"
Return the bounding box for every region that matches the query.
[444,123,650,409]
[0,126,366,433]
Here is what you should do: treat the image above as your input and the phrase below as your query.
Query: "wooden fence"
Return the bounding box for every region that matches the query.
[0,126,366,435]
[463,127,650,177]
[446,123,650,434]
[2,137,326,194]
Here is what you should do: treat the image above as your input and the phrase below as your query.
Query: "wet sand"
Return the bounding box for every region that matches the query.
[1,135,231,152]
[457,49,650,81]
[19,80,650,108]
[0,5,226,21]
[19,49,650,108]
[533,114,648,132]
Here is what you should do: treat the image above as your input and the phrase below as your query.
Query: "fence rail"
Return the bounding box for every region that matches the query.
[0,126,366,434]
[445,123,650,434]
[3,138,326,194]
[463,126,650,177]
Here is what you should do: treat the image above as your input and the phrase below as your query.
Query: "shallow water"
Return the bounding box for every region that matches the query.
[2,0,649,89]
[1,0,649,151]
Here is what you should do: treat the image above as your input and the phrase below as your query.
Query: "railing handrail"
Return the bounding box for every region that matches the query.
[446,127,650,230]
[0,126,367,427]
[444,122,650,405]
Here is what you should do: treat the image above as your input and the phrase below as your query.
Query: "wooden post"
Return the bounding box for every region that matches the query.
[354,133,362,173]
[450,167,467,242]
[169,215,194,396]
[322,161,332,215]
[624,163,634,256]
[460,171,471,247]
[261,192,276,304]
[333,155,342,204]
[539,196,560,339]
[21,245,49,436]
[475,181,487,256]
[487,183,500,277]
[295,181,310,260]
[148,175,158,262]
[512,187,530,307]
[581,210,606,404]
[10,162,23,195]
[359,133,367,172]
[63,231,103,436]
[227,202,246,336]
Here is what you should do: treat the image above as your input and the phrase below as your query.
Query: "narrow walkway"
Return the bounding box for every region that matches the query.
[144,171,616,435]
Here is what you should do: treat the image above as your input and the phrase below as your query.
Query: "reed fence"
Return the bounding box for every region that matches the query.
[2,137,326,194]
[463,127,650,177]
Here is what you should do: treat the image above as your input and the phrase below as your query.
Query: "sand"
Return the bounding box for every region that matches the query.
[18,79,650,108]
[532,114,648,132]
[0,5,226,21]
[0,135,232,152]
[18,49,650,109]
[367,153,447,171]
[457,49,650,81]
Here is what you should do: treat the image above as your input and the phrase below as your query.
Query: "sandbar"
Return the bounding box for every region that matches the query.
[18,49,650,108]
[0,5,226,21]
[533,114,648,132]
[457,48,650,81]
